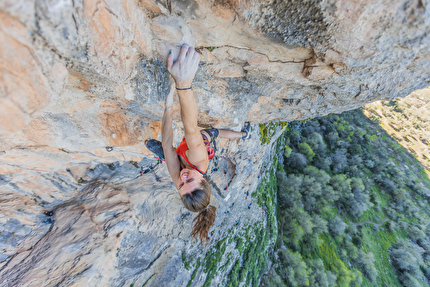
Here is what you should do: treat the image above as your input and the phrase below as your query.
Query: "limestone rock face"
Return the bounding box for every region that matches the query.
[0,0,429,286]
[0,126,282,287]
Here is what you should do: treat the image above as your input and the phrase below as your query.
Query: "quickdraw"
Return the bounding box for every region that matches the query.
[106,146,162,177]
[139,159,162,176]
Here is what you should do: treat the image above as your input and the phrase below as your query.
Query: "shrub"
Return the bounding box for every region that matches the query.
[322,185,339,203]
[303,166,330,184]
[325,131,339,149]
[380,178,396,194]
[330,174,352,199]
[391,239,424,285]
[413,182,430,197]
[287,152,308,170]
[327,271,337,286]
[290,131,301,144]
[298,143,315,161]
[348,155,363,167]
[284,145,293,158]
[364,159,375,169]
[393,188,407,203]
[311,215,328,234]
[385,221,397,231]
[331,149,348,174]
[352,235,362,246]
[305,132,327,153]
[329,216,347,237]
[332,259,356,287]
[313,155,332,172]
[260,272,287,287]
[345,239,359,259]
[306,259,329,287]
[278,249,309,287]
[409,226,426,241]
[277,173,303,208]
[356,129,366,137]
[348,143,363,155]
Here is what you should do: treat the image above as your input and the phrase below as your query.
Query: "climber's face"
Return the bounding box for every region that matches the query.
[178,168,205,196]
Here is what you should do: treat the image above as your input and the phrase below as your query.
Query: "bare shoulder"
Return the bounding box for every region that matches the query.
[185,150,209,173]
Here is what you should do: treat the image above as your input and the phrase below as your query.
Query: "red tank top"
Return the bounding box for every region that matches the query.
[175,135,215,175]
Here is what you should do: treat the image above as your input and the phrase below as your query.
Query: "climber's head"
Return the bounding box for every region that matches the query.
[179,168,211,210]
[177,168,206,196]
[179,169,215,245]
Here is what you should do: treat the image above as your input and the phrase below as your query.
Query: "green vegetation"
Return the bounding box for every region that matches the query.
[184,220,272,286]
[184,93,430,287]
[259,121,289,144]
[225,226,270,287]
[182,251,192,270]
[186,258,201,287]
[203,237,228,286]
[185,222,272,287]
[142,273,156,287]
[184,160,280,286]
[254,164,278,238]
[365,87,430,175]
[261,107,430,287]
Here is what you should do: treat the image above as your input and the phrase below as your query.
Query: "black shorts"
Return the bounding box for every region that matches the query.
[201,128,219,142]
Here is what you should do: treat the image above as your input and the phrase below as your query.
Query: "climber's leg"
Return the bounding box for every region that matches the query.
[201,122,250,141]
[218,129,243,139]
[218,122,251,140]
[145,139,165,160]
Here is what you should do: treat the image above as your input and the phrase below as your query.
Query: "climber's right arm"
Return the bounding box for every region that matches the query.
[167,44,207,167]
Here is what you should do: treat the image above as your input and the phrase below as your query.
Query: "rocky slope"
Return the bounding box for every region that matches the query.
[1,125,283,286]
[0,0,429,286]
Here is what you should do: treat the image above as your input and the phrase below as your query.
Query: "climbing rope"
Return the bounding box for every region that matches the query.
[106,146,157,159]
[106,146,163,177]
[217,154,251,159]
[105,146,249,177]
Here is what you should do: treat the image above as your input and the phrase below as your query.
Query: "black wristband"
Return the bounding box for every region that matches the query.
[176,87,192,90]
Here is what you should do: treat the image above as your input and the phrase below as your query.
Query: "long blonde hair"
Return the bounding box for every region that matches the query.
[180,180,216,245]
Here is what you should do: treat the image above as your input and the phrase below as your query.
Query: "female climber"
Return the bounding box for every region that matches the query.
[145,44,249,245]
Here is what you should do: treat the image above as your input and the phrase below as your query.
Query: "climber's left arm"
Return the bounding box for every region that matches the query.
[162,85,180,187]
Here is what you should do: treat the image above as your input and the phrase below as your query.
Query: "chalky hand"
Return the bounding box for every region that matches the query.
[167,44,200,89]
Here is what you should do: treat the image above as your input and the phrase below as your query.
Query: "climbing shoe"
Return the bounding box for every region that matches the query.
[241,122,251,140]
[145,139,165,160]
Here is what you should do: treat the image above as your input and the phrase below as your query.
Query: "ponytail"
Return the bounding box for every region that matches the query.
[180,179,216,245]
[192,205,217,245]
